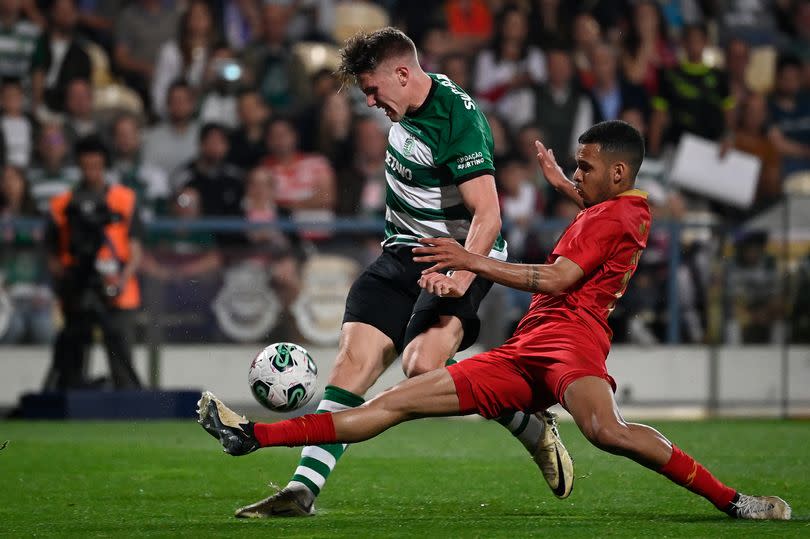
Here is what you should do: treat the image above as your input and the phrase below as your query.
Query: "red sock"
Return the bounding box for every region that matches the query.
[252,413,337,448]
[659,445,736,510]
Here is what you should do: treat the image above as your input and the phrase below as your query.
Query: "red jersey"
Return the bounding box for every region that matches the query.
[515,189,650,357]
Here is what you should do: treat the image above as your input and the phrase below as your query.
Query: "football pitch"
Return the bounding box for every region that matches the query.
[1,418,807,538]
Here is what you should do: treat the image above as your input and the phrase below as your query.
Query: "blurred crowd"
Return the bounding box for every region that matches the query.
[2,0,810,352]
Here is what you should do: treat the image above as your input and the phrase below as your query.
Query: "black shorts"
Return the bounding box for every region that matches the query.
[343,243,494,353]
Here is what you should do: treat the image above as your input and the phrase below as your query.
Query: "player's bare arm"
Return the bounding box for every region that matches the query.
[535,140,584,210]
[414,237,584,295]
[416,174,500,297]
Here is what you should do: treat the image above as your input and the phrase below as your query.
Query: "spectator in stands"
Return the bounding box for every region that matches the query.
[30,0,90,116]
[261,116,336,233]
[298,68,342,153]
[172,122,243,217]
[62,78,99,146]
[419,25,451,73]
[474,5,546,129]
[0,0,40,81]
[335,115,387,217]
[216,0,261,51]
[533,47,594,171]
[0,164,55,344]
[620,0,676,97]
[767,53,810,178]
[139,184,223,343]
[570,11,601,88]
[110,113,170,221]
[725,230,783,344]
[241,3,311,112]
[485,111,513,164]
[73,0,123,51]
[444,0,493,52]
[725,37,753,122]
[0,78,32,167]
[440,52,472,91]
[514,124,547,189]
[648,23,734,156]
[152,0,219,121]
[227,87,269,170]
[789,0,810,62]
[497,155,539,261]
[527,0,576,50]
[27,122,80,213]
[587,42,648,123]
[312,91,353,167]
[114,0,180,117]
[142,80,200,180]
[242,165,300,307]
[140,185,222,282]
[735,93,781,205]
[198,43,242,129]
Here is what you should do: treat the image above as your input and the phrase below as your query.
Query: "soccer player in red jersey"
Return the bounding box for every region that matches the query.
[199,121,790,520]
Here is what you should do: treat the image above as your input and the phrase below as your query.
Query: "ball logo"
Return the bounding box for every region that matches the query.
[251,380,271,405]
[286,384,307,409]
[271,344,293,371]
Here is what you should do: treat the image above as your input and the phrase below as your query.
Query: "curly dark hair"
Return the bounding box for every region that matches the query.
[337,27,417,84]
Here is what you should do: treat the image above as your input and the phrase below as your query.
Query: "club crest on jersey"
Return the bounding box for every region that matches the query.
[403,136,415,157]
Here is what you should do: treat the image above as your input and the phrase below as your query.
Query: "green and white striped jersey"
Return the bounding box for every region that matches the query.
[382,73,507,260]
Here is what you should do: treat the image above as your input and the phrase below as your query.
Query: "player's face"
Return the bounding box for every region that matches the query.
[572,143,615,208]
[357,63,408,122]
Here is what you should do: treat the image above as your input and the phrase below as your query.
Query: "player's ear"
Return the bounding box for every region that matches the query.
[612,162,624,184]
[395,65,409,86]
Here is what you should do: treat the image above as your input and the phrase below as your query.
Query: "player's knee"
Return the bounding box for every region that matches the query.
[332,348,380,383]
[401,345,445,378]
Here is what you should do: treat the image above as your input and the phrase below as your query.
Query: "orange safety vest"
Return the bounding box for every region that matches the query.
[49,184,140,309]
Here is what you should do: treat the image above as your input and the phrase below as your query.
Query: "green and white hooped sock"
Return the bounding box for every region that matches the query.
[287,385,365,497]
[446,357,544,451]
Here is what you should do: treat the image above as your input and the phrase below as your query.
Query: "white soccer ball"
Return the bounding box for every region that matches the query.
[248,342,318,412]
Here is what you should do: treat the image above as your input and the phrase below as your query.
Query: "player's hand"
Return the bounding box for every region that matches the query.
[535,140,567,188]
[417,273,465,297]
[412,237,474,274]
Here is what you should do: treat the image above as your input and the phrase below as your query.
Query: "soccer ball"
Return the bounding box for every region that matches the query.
[248,342,318,412]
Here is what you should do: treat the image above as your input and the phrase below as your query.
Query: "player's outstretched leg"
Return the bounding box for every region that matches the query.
[563,376,791,520]
[200,368,463,451]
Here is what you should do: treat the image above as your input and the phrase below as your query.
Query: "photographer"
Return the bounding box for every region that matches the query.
[44,136,143,390]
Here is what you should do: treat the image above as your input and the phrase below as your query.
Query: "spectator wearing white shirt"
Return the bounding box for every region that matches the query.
[0,78,32,167]
[474,6,546,129]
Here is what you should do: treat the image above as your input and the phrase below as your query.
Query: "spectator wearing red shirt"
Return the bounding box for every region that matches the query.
[261,116,336,239]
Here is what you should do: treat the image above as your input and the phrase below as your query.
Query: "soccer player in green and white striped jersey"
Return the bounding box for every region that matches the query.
[232,27,573,519]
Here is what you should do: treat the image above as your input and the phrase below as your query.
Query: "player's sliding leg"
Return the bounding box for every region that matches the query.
[409,316,572,499]
[234,323,397,518]
[563,376,791,520]
[200,368,463,449]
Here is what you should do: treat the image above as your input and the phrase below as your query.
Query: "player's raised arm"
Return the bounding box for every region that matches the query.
[535,141,585,210]
[413,238,584,295]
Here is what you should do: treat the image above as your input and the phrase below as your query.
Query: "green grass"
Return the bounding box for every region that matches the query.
[0,418,807,538]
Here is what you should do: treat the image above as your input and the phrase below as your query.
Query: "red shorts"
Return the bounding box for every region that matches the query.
[447,325,616,419]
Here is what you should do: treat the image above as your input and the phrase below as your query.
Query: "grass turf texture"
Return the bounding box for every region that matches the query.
[0,419,806,538]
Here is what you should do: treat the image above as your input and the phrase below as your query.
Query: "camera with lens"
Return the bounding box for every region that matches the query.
[64,190,123,306]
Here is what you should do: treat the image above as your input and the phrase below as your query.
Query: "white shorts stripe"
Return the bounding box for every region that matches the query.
[293,465,326,488]
[301,445,337,469]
